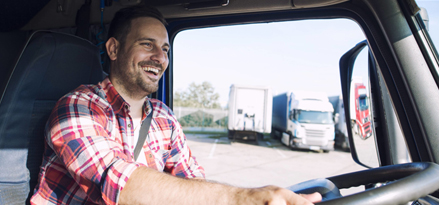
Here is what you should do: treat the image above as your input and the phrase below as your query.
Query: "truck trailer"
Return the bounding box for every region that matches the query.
[272,91,335,152]
[329,95,349,151]
[227,85,272,142]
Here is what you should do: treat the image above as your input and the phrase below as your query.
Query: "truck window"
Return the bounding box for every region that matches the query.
[296,110,334,124]
[358,96,368,111]
[172,18,368,193]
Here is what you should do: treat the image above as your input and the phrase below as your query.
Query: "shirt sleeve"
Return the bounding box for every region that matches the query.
[46,92,139,204]
[164,109,205,179]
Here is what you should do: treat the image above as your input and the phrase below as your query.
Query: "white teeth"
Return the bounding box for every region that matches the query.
[142,67,159,75]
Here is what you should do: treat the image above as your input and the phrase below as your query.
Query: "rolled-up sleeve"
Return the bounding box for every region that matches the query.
[46,93,139,204]
[164,116,205,179]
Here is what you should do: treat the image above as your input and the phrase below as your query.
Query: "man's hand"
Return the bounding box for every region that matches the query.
[239,185,322,205]
[298,192,322,204]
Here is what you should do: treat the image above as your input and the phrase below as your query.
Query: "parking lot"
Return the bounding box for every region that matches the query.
[186,132,366,196]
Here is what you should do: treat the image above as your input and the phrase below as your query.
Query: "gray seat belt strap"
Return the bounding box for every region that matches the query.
[134,101,153,161]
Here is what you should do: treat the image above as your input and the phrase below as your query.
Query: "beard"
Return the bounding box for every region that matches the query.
[112,58,162,100]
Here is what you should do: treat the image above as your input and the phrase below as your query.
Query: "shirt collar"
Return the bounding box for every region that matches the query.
[99,77,152,118]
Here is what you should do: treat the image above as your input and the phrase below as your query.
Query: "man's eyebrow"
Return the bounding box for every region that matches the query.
[137,38,170,48]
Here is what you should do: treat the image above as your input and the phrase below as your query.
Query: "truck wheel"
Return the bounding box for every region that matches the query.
[257,133,264,141]
[271,130,279,140]
[342,141,350,151]
[228,130,234,140]
[355,124,360,137]
[289,134,295,148]
[270,131,277,139]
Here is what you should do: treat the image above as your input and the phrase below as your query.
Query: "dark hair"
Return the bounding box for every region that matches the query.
[107,5,167,46]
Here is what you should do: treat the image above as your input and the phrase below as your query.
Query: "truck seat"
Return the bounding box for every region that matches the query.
[0,31,104,204]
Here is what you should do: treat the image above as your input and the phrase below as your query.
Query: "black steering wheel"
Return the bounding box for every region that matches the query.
[287,162,439,204]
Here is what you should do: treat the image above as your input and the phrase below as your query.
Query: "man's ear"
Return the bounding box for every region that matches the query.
[106,37,119,61]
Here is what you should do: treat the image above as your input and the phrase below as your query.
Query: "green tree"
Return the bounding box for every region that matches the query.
[174,81,221,109]
[179,110,214,127]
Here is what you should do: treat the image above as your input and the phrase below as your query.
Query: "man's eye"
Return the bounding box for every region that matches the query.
[141,42,152,48]
[163,48,169,53]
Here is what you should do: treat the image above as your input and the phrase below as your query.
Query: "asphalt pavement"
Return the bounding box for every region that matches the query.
[185,133,366,196]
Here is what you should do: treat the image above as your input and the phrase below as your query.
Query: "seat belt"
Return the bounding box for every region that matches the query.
[133,102,153,161]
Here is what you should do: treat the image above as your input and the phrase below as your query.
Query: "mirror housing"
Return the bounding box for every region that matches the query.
[340,40,379,168]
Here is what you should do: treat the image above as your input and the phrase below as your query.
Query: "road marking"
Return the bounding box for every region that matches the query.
[274,147,287,158]
[266,141,286,158]
[208,139,219,158]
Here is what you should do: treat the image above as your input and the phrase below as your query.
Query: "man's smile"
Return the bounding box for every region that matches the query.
[139,60,163,80]
[142,66,159,75]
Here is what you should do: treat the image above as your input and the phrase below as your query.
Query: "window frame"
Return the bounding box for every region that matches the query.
[163,1,439,165]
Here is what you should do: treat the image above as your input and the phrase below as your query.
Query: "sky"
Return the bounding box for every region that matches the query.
[173,0,439,107]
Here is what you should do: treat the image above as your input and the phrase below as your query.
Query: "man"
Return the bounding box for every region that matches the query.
[31,5,321,205]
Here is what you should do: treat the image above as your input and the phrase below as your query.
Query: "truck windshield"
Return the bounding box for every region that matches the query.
[358,95,369,111]
[296,110,334,124]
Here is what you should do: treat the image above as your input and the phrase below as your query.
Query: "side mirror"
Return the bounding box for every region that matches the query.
[340,40,379,168]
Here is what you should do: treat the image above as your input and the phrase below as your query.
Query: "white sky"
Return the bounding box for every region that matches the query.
[173,0,438,107]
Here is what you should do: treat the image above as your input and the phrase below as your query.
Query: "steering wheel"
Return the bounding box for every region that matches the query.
[287,162,439,204]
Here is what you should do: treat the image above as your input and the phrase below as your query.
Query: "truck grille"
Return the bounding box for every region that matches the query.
[364,124,371,133]
[305,129,326,137]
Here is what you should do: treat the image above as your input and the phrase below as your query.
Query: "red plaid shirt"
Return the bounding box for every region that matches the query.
[31,77,205,205]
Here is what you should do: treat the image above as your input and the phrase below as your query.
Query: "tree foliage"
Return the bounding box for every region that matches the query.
[179,110,214,127]
[178,111,228,127]
[174,81,221,108]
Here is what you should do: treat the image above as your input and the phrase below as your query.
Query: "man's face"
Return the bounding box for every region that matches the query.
[110,17,170,99]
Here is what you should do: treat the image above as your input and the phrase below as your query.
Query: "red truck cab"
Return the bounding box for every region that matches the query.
[354,83,372,139]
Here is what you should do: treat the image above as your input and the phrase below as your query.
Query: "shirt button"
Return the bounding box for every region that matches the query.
[149,154,153,158]
[128,124,132,128]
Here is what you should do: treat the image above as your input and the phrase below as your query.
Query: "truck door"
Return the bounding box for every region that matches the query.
[236,88,266,131]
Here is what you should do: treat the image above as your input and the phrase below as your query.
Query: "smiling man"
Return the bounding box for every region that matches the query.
[31,5,320,205]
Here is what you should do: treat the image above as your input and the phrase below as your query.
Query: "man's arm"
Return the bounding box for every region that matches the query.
[119,166,321,205]
[46,91,140,204]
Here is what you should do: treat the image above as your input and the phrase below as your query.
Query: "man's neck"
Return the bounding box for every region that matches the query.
[123,95,144,119]
[110,78,146,119]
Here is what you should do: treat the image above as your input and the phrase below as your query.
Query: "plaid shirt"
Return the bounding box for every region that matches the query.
[31,77,205,205]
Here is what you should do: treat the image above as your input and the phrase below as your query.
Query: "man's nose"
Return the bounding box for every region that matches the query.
[150,47,167,64]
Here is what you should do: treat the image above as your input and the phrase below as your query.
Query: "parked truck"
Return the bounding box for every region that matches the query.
[272,91,335,152]
[329,95,349,151]
[350,77,372,140]
[227,84,273,142]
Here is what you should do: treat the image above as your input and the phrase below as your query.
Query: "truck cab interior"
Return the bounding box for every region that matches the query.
[1,0,439,204]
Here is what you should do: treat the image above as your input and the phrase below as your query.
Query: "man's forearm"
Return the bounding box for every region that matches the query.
[118,166,242,204]
[119,166,319,205]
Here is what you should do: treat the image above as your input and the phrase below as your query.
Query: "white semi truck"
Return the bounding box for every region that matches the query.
[272,91,335,152]
[227,84,273,142]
